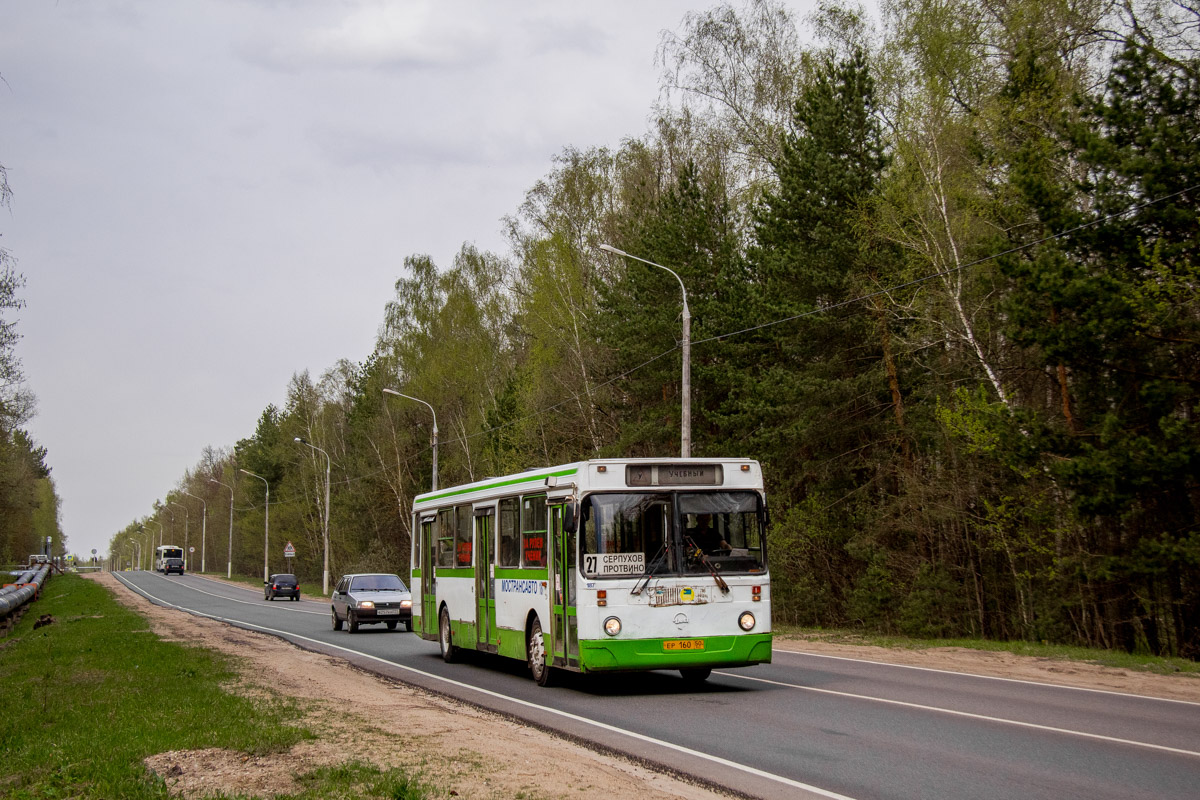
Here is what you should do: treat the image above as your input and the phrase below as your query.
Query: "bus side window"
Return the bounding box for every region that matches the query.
[455,503,472,566]
[522,495,547,568]
[499,497,520,567]
[436,508,454,568]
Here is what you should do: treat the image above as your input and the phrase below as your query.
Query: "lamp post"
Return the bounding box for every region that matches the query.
[183,490,207,574]
[240,468,270,583]
[169,501,189,571]
[383,388,438,491]
[209,477,235,579]
[598,244,692,458]
[294,437,332,595]
[144,520,162,570]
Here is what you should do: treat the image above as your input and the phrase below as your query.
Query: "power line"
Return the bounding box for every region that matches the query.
[441,182,1198,448]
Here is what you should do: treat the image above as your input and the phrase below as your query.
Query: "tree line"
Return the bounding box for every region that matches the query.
[114,0,1199,659]
[0,157,64,566]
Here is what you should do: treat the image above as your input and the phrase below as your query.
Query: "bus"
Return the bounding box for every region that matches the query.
[411,458,771,686]
[155,545,184,573]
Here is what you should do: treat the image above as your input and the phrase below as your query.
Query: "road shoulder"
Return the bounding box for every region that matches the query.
[773,636,1200,703]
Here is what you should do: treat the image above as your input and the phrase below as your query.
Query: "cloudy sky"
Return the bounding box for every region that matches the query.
[2,1,817,559]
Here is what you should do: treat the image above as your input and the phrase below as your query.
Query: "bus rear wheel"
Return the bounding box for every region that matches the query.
[439,607,457,663]
[528,617,553,686]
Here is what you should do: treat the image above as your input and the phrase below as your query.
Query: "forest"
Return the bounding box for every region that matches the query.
[0,160,64,567]
[112,0,1200,659]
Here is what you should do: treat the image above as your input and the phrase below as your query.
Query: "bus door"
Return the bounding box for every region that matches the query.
[474,507,496,651]
[549,503,578,669]
[420,516,437,637]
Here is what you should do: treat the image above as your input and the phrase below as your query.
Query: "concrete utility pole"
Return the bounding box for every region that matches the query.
[209,477,235,579]
[598,244,692,458]
[240,469,270,583]
[383,388,439,491]
[169,502,189,571]
[294,437,332,596]
[183,490,207,574]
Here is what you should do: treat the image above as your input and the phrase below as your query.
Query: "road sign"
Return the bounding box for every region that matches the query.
[189,546,195,553]
[91,549,97,555]
[284,541,296,558]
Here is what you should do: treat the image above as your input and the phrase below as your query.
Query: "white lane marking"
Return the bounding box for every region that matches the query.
[717,670,1200,759]
[133,571,327,616]
[112,574,856,800]
[773,648,1200,707]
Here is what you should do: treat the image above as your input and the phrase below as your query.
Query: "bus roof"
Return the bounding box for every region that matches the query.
[412,457,762,511]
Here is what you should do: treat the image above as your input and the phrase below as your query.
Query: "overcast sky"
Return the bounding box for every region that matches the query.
[2,1,818,559]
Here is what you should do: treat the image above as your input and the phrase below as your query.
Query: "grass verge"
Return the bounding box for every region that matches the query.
[0,574,424,799]
[775,625,1200,676]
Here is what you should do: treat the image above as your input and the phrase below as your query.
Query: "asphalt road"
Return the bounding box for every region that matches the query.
[113,571,1200,800]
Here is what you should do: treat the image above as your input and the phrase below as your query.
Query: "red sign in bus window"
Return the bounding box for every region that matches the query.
[523,535,544,566]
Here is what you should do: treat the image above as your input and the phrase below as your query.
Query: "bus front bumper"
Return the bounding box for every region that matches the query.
[577,633,772,673]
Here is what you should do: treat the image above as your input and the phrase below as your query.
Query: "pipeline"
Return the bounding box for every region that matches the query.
[0,564,51,618]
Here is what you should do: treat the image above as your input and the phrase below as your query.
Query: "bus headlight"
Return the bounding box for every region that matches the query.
[603,616,622,636]
[738,611,756,631]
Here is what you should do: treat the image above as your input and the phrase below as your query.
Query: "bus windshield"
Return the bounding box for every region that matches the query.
[582,491,766,578]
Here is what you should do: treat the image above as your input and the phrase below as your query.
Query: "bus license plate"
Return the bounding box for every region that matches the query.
[663,639,704,651]
[376,609,399,616]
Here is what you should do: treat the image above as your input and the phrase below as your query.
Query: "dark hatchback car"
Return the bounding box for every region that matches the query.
[331,573,412,632]
[164,557,184,575]
[265,573,300,601]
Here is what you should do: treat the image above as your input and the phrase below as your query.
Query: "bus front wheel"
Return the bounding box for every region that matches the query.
[528,617,553,687]
[439,607,457,663]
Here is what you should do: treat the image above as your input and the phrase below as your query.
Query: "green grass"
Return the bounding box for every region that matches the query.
[285,762,429,800]
[0,574,424,799]
[775,625,1200,676]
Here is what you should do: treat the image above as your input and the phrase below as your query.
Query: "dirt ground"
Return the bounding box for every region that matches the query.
[88,574,1200,800]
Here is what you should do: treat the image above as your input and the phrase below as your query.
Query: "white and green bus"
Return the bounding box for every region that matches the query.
[411,458,771,685]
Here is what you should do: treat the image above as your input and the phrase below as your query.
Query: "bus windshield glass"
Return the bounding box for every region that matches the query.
[582,491,765,578]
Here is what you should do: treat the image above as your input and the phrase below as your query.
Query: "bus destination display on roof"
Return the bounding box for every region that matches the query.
[626,464,723,487]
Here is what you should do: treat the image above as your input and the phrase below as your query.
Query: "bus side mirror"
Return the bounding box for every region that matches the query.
[563,502,577,534]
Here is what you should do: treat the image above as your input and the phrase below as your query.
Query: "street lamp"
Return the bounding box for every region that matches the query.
[598,243,692,458]
[383,388,438,491]
[183,490,207,574]
[240,468,270,583]
[294,437,332,595]
[169,501,189,571]
[209,477,235,579]
[143,520,162,569]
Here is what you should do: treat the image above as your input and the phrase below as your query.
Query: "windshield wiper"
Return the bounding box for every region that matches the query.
[684,536,730,594]
[630,543,671,596]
